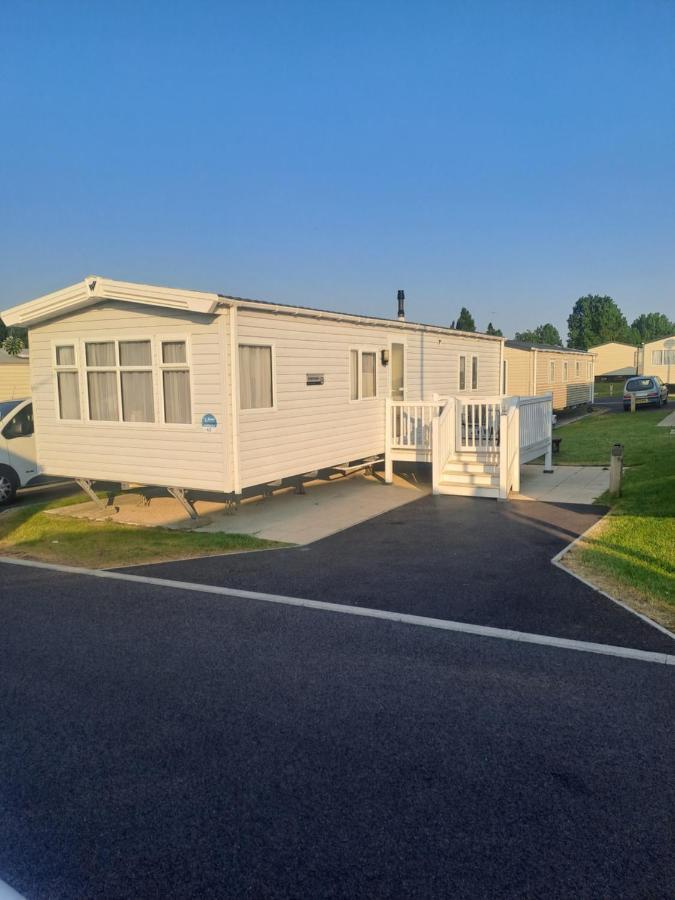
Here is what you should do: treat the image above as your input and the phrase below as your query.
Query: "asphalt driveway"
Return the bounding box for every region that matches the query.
[119,496,673,654]
[0,562,673,900]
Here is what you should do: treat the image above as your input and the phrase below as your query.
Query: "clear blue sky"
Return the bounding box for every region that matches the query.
[1,0,674,338]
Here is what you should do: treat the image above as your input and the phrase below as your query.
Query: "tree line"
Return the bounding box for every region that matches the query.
[451,295,674,350]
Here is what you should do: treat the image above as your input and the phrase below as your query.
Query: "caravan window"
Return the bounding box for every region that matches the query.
[459,356,466,390]
[471,356,478,390]
[362,352,376,398]
[349,349,377,400]
[85,340,156,423]
[54,337,192,426]
[55,344,81,420]
[161,341,191,423]
[549,361,556,382]
[239,344,274,410]
[563,362,568,382]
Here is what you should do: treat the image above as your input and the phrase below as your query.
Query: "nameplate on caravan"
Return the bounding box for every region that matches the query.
[201,413,218,431]
[306,374,325,386]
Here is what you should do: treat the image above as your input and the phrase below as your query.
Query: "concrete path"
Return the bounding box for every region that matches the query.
[516,465,609,504]
[46,471,429,544]
[657,409,675,427]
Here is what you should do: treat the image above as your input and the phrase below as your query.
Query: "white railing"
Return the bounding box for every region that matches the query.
[499,402,520,499]
[457,396,501,452]
[431,397,456,492]
[389,400,442,450]
[518,393,553,465]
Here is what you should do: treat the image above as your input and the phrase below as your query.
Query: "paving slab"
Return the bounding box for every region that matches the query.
[657,409,675,427]
[516,465,609,504]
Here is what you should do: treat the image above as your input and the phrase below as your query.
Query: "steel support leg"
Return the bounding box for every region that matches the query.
[75,478,109,510]
[167,487,198,520]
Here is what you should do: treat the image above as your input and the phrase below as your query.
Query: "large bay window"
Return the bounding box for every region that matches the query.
[55,338,192,425]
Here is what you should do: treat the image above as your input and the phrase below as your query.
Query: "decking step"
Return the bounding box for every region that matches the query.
[435,482,499,498]
[443,461,499,475]
[440,472,497,487]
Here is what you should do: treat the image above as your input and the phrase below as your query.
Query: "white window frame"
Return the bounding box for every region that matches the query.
[52,340,83,421]
[51,336,194,428]
[238,342,277,413]
[471,355,479,391]
[158,337,194,426]
[459,355,467,391]
[563,361,568,383]
[549,361,556,383]
[349,347,379,402]
[502,358,508,394]
[575,360,580,378]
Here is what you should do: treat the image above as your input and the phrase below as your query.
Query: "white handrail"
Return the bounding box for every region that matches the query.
[432,398,455,492]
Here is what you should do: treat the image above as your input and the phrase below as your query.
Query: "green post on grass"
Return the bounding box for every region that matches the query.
[609,443,624,496]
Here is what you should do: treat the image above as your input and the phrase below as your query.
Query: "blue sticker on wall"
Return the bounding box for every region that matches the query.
[201,413,218,431]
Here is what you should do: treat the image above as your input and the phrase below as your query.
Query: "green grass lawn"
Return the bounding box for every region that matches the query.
[592,381,624,398]
[557,407,675,621]
[0,493,279,568]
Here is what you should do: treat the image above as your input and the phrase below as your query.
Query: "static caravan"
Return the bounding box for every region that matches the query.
[0,350,31,400]
[639,334,675,388]
[1,277,552,504]
[587,342,638,378]
[502,341,595,410]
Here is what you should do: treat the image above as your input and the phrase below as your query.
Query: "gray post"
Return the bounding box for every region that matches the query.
[630,394,636,413]
[609,443,624,496]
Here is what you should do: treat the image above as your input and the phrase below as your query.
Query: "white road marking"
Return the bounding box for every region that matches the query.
[0,877,25,899]
[1,555,674,665]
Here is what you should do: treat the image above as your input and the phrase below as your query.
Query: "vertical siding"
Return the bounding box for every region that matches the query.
[236,308,501,487]
[535,351,593,409]
[29,302,232,491]
[0,361,31,400]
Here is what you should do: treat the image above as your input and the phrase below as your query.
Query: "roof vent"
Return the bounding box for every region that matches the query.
[397,290,405,320]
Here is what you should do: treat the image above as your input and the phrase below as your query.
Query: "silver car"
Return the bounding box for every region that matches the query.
[623,375,669,410]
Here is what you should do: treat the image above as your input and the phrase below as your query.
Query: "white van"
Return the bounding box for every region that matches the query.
[0,399,40,504]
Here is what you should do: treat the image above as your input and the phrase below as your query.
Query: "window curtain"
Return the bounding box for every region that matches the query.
[163,370,191,423]
[121,372,155,422]
[87,372,119,420]
[162,342,187,364]
[361,352,376,398]
[57,372,80,419]
[119,341,152,366]
[350,350,359,400]
[86,342,116,366]
[56,346,75,366]
[239,346,273,409]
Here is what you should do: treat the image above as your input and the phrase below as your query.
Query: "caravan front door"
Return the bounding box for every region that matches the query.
[391,343,405,400]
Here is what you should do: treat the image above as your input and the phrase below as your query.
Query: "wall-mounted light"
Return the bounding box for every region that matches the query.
[381,349,390,366]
